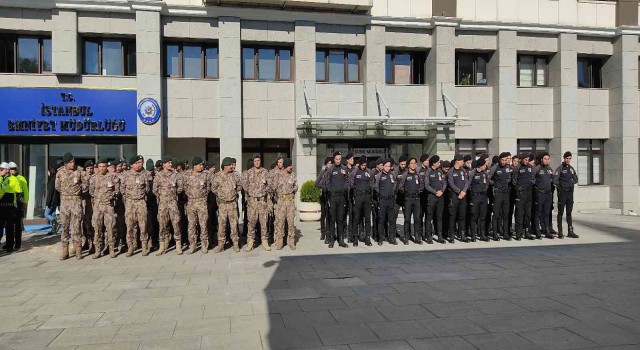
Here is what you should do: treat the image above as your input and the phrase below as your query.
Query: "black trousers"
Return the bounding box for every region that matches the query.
[320,193,328,234]
[491,190,510,234]
[420,193,428,235]
[353,193,372,240]
[514,188,532,235]
[557,189,574,228]
[470,194,487,236]
[508,188,516,233]
[403,197,421,240]
[0,206,17,249]
[328,192,347,242]
[346,192,354,240]
[377,198,395,241]
[14,201,24,248]
[449,195,467,235]
[426,195,444,235]
[536,190,552,230]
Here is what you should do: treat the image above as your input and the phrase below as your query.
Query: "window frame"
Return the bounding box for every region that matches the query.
[455,52,489,86]
[241,46,293,82]
[516,139,550,158]
[577,57,603,89]
[578,139,604,186]
[0,34,51,74]
[517,55,548,87]
[82,38,136,76]
[455,139,489,157]
[163,42,219,79]
[385,50,426,85]
[316,48,362,83]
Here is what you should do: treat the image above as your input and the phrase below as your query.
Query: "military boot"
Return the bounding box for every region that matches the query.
[201,240,209,253]
[460,230,469,243]
[245,240,255,252]
[479,229,490,242]
[492,230,500,241]
[156,240,167,256]
[93,242,101,259]
[188,242,196,254]
[544,226,555,239]
[524,228,534,240]
[436,232,445,244]
[125,242,134,257]
[261,241,271,251]
[568,226,579,238]
[75,243,82,260]
[557,226,564,239]
[141,241,149,256]
[109,243,116,258]
[213,242,225,253]
[175,241,183,255]
[399,233,408,245]
[60,243,69,261]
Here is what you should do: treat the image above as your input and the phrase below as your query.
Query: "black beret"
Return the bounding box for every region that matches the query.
[441,160,451,168]
[221,157,233,167]
[324,157,333,165]
[453,154,463,162]
[499,152,509,159]
[84,160,94,168]
[527,153,534,161]
[375,159,384,166]
[357,155,367,165]
[419,154,429,162]
[98,158,109,165]
[62,152,74,163]
[345,153,354,160]
[429,155,440,164]
[283,158,292,168]
[463,155,472,162]
[389,157,395,165]
[129,155,143,165]
[146,159,154,171]
[161,156,172,164]
[192,157,204,166]
[155,160,162,168]
[398,155,408,163]
[563,151,572,158]
[471,160,477,168]
[476,158,486,167]
[332,151,342,158]
[368,161,376,169]
[270,161,276,169]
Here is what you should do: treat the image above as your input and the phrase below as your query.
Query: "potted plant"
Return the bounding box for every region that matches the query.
[298,180,322,222]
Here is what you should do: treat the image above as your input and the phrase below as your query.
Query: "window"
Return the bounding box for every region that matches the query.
[518,55,548,87]
[83,38,136,76]
[385,51,426,85]
[577,57,603,88]
[456,52,488,86]
[578,139,604,185]
[455,139,489,157]
[316,48,361,83]
[164,42,218,79]
[242,46,292,81]
[517,139,549,158]
[0,35,51,74]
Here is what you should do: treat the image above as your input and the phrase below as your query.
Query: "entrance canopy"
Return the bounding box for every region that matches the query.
[297,115,460,138]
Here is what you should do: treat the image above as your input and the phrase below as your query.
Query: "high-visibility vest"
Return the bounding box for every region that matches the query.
[0,175,21,207]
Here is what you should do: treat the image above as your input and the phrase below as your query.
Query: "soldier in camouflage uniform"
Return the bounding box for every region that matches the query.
[89,159,120,258]
[81,160,95,253]
[241,154,270,252]
[211,157,242,253]
[153,157,184,255]
[120,155,152,256]
[183,156,210,254]
[114,160,127,253]
[55,152,88,260]
[271,158,297,250]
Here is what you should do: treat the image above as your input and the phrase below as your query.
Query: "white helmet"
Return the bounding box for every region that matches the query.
[8,162,17,169]
[0,162,8,169]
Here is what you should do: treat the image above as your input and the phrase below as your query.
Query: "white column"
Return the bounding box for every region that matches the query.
[219,17,242,168]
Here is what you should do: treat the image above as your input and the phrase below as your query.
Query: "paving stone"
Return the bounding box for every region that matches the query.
[469,300,529,314]
[201,331,262,349]
[270,287,319,301]
[51,326,121,347]
[463,332,543,350]
[408,336,478,350]
[281,310,337,329]
[348,340,414,350]
[94,310,154,326]
[418,317,487,337]
[340,295,393,309]
[508,297,572,312]
[366,320,430,340]
[467,311,576,333]
[376,304,435,321]
[315,324,378,346]
[330,308,387,324]
[0,329,63,349]
[32,301,89,316]
[112,321,176,342]
[139,334,202,350]
[561,307,635,325]
[422,302,483,318]
[251,300,302,314]
[298,297,347,312]
[119,288,168,299]
[131,296,183,311]
[384,292,436,306]
[173,316,230,337]
[352,285,397,296]
[261,326,323,349]
[551,294,612,308]
[76,341,141,350]
[230,313,285,332]
[204,303,253,318]
[82,299,136,313]
[518,328,598,349]
[39,312,104,329]
[564,321,640,346]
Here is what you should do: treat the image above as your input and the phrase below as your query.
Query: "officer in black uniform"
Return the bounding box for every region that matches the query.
[349,156,374,246]
[533,152,554,239]
[425,155,447,243]
[440,160,451,241]
[554,151,579,239]
[374,159,397,245]
[468,158,490,242]
[316,157,333,243]
[344,153,355,243]
[508,154,519,236]
[398,157,422,245]
[417,154,429,243]
[320,151,349,248]
[393,156,407,242]
[448,155,470,243]
[488,152,511,241]
[512,153,535,240]
[371,159,384,242]
[462,155,473,234]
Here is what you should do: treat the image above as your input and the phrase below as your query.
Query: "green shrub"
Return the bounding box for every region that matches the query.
[300,180,321,203]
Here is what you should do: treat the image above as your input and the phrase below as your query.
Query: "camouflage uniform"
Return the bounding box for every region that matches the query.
[271,170,297,248]
[89,172,120,256]
[241,167,270,249]
[120,169,151,252]
[81,172,94,248]
[177,170,189,243]
[153,169,183,246]
[211,171,241,248]
[114,172,127,249]
[55,167,87,258]
[184,170,210,251]
[207,170,219,244]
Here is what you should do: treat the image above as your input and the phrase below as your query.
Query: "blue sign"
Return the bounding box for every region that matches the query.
[0,87,137,136]
[137,97,161,125]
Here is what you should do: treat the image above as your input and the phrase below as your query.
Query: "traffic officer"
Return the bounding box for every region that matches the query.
[373,159,397,245]
[320,151,349,248]
[512,154,535,240]
[448,155,470,243]
[554,151,579,239]
[425,155,447,244]
[488,152,511,241]
[7,162,27,250]
[533,152,554,239]
[398,157,422,245]
[0,162,20,253]
[349,156,374,247]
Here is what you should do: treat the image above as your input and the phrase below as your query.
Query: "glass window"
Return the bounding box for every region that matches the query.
[347,52,359,83]
[536,57,546,86]
[17,37,39,73]
[328,50,345,83]
[279,49,291,81]
[456,53,474,85]
[577,57,603,88]
[385,53,392,84]
[205,47,218,78]
[258,48,276,80]
[182,44,202,78]
[386,51,426,85]
[518,55,548,87]
[125,42,136,76]
[519,56,534,87]
[123,144,137,161]
[578,139,604,185]
[102,40,123,75]
[97,144,121,161]
[456,52,488,86]
[42,38,52,72]
[316,50,326,81]
[242,47,255,79]
[517,139,549,159]
[393,53,411,84]
[166,44,179,77]
[455,139,489,158]
[317,49,361,83]
[84,40,100,75]
[0,37,15,73]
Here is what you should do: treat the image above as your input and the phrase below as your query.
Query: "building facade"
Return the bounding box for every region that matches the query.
[1,0,639,218]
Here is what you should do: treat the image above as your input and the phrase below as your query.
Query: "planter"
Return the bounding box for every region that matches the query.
[298,202,321,222]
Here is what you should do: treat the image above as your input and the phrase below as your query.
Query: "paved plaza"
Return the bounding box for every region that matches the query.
[0,212,639,350]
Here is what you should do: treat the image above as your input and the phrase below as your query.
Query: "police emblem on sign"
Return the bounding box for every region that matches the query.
[137,98,161,125]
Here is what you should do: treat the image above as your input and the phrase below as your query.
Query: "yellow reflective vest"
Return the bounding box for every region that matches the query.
[0,175,21,207]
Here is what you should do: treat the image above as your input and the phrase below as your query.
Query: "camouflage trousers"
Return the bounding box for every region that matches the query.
[274,197,296,247]
[92,203,115,249]
[82,199,94,244]
[247,197,269,243]
[60,195,83,244]
[187,198,209,244]
[115,199,126,246]
[217,200,239,245]
[125,198,148,246]
[159,201,182,242]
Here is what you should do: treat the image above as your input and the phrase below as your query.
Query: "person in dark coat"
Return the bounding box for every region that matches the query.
[45,165,61,235]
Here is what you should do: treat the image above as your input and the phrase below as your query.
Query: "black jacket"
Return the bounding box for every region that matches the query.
[45,168,60,208]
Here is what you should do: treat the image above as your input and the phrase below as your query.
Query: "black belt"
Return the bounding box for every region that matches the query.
[330,190,347,195]
[379,195,394,200]
[517,187,532,192]
[406,194,420,199]
[537,188,551,194]
[560,187,574,191]
[494,188,508,193]
[355,190,371,195]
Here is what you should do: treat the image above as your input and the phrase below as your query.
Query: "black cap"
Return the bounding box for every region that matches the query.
[146,159,154,171]
[441,160,451,168]
[398,155,408,163]
[429,155,440,164]
[192,157,204,166]
[97,158,109,165]
[332,151,342,158]
[62,152,74,164]
[161,156,172,164]
[129,155,143,166]
[419,154,429,162]
[357,155,367,165]
[476,158,486,167]
[563,151,572,158]
[283,158,292,168]
[221,157,233,167]
[463,155,472,162]
[499,152,509,159]
[375,159,384,166]
[453,154,463,162]
[324,157,332,165]
[527,153,534,161]
[345,153,354,160]
[84,160,94,168]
